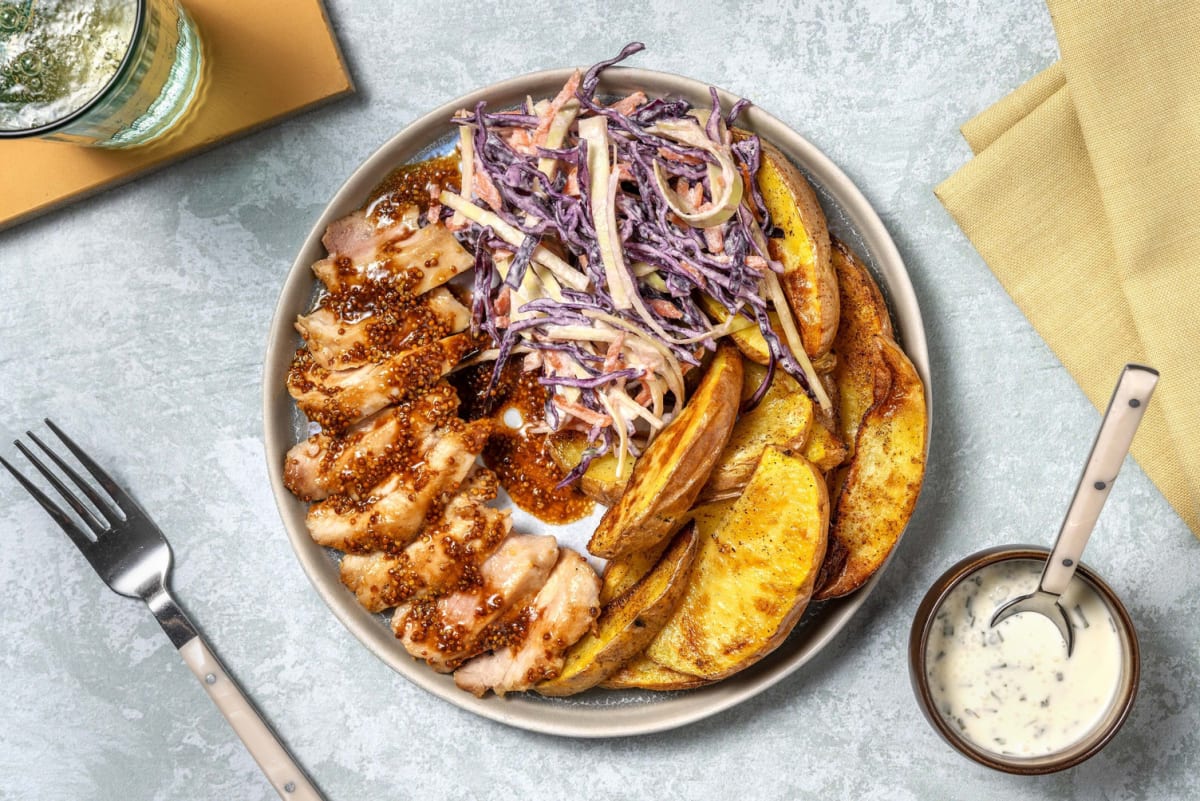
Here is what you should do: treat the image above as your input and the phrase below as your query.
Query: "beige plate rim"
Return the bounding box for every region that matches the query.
[262,65,932,738]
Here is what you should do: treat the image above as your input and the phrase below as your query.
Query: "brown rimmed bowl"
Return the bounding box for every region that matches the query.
[909,546,1139,774]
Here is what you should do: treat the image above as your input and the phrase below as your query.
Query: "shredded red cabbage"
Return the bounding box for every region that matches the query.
[445,42,818,483]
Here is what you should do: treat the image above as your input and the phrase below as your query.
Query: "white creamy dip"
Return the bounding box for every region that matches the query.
[924,559,1123,757]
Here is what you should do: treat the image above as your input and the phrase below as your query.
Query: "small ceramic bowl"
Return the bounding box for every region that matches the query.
[909,546,1139,774]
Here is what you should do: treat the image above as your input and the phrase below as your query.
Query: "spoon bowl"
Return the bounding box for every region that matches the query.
[990,590,1074,655]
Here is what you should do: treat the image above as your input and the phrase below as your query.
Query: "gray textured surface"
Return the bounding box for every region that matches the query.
[1,1,1197,799]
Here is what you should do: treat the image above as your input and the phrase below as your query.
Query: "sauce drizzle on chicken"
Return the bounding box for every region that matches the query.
[284,152,601,697]
[454,361,594,525]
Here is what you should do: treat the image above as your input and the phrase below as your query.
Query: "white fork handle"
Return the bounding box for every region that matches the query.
[1040,364,1158,596]
[179,637,324,801]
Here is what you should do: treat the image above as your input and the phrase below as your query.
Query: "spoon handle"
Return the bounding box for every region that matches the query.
[1040,364,1158,596]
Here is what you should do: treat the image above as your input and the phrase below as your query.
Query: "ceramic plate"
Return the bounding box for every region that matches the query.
[263,65,931,737]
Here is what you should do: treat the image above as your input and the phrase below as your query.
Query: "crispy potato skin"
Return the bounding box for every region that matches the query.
[696,361,814,504]
[588,344,742,560]
[758,140,836,360]
[646,447,829,680]
[546,431,630,506]
[813,530,849,596]
[537,522,700,697]
[815,337,927,600]
[600,654,709,691]
[830,238,894,455]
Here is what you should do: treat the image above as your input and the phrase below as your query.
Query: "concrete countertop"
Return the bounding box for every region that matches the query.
[2,1,1196,798]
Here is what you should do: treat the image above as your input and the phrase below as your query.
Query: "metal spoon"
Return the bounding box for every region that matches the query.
[990,364,1158,655]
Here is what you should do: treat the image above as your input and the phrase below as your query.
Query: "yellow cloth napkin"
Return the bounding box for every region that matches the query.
[936,0,1200,536]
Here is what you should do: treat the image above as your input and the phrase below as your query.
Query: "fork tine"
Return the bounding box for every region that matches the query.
[43,419,141,517]
[1,454,95,552]
[27,431,123,526]
[14,441,108,536]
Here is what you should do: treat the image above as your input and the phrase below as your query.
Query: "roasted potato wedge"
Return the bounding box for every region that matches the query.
[646,447,829,680]
[729,315,782,366]
[537,522,700,697]
[599,539,669,606]
[588,343,742,560]
[830,239,894,454]
[546,431,630,506]
[816,336,927,600]
[699,295,785,367]
[759,140,836,360]
[832,239,893,340]
[600,655,709,691]
[697,361,814,504]
[802,416,848,474]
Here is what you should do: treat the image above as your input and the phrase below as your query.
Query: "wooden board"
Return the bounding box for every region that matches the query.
[0,0,354,231]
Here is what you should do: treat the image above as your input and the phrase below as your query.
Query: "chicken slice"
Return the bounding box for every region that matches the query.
[392,534,560,672]
[305,418,491,552]
[287,333,476,433]
[312,210,474,296]
[283,383,460,501]
[321,206,418,262]
[454,550,601,697]
[295,287,471,371]
[338,469,509,612]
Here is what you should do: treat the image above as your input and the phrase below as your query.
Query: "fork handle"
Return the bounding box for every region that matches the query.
[179,637,325,801]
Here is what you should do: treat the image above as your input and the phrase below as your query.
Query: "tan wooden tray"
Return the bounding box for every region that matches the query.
[0,0,353,231]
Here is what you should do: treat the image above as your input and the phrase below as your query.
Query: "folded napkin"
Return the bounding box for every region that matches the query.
[936,0,1200,536]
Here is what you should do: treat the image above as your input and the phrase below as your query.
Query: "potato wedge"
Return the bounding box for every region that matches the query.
[599,539,669,606]
[696,361,814,504]
[699,295,785,367]
[537,522,700,697]
[646,447,829,680]
[546,431,630,506]
[759,140,836,359]
[802,416,848,474]
[830,239,894,454]
[815,337,927,600]
[832,239,893,340]
[600,655,709,691]
[588,343,742,560]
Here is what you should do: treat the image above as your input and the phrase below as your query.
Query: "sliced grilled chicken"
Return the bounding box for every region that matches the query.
[296,287,471,371]
[306,418,491,552]
[393,534,560,672]
[338,469,510,612]
[287,333,476,433]
[321,205,419,262]
[283,383,460,501]
[454,550,601,697]
[312,210,474,296]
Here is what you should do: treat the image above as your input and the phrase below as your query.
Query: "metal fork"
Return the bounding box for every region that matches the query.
[2,420,324,801]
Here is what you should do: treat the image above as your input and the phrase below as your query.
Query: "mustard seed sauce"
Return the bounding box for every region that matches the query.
[453,362,595,525]
[287,335,477,434]
[364,154,461,223]
[477,605,536,653]
[331,385,462,502]
[317,286,465,367]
